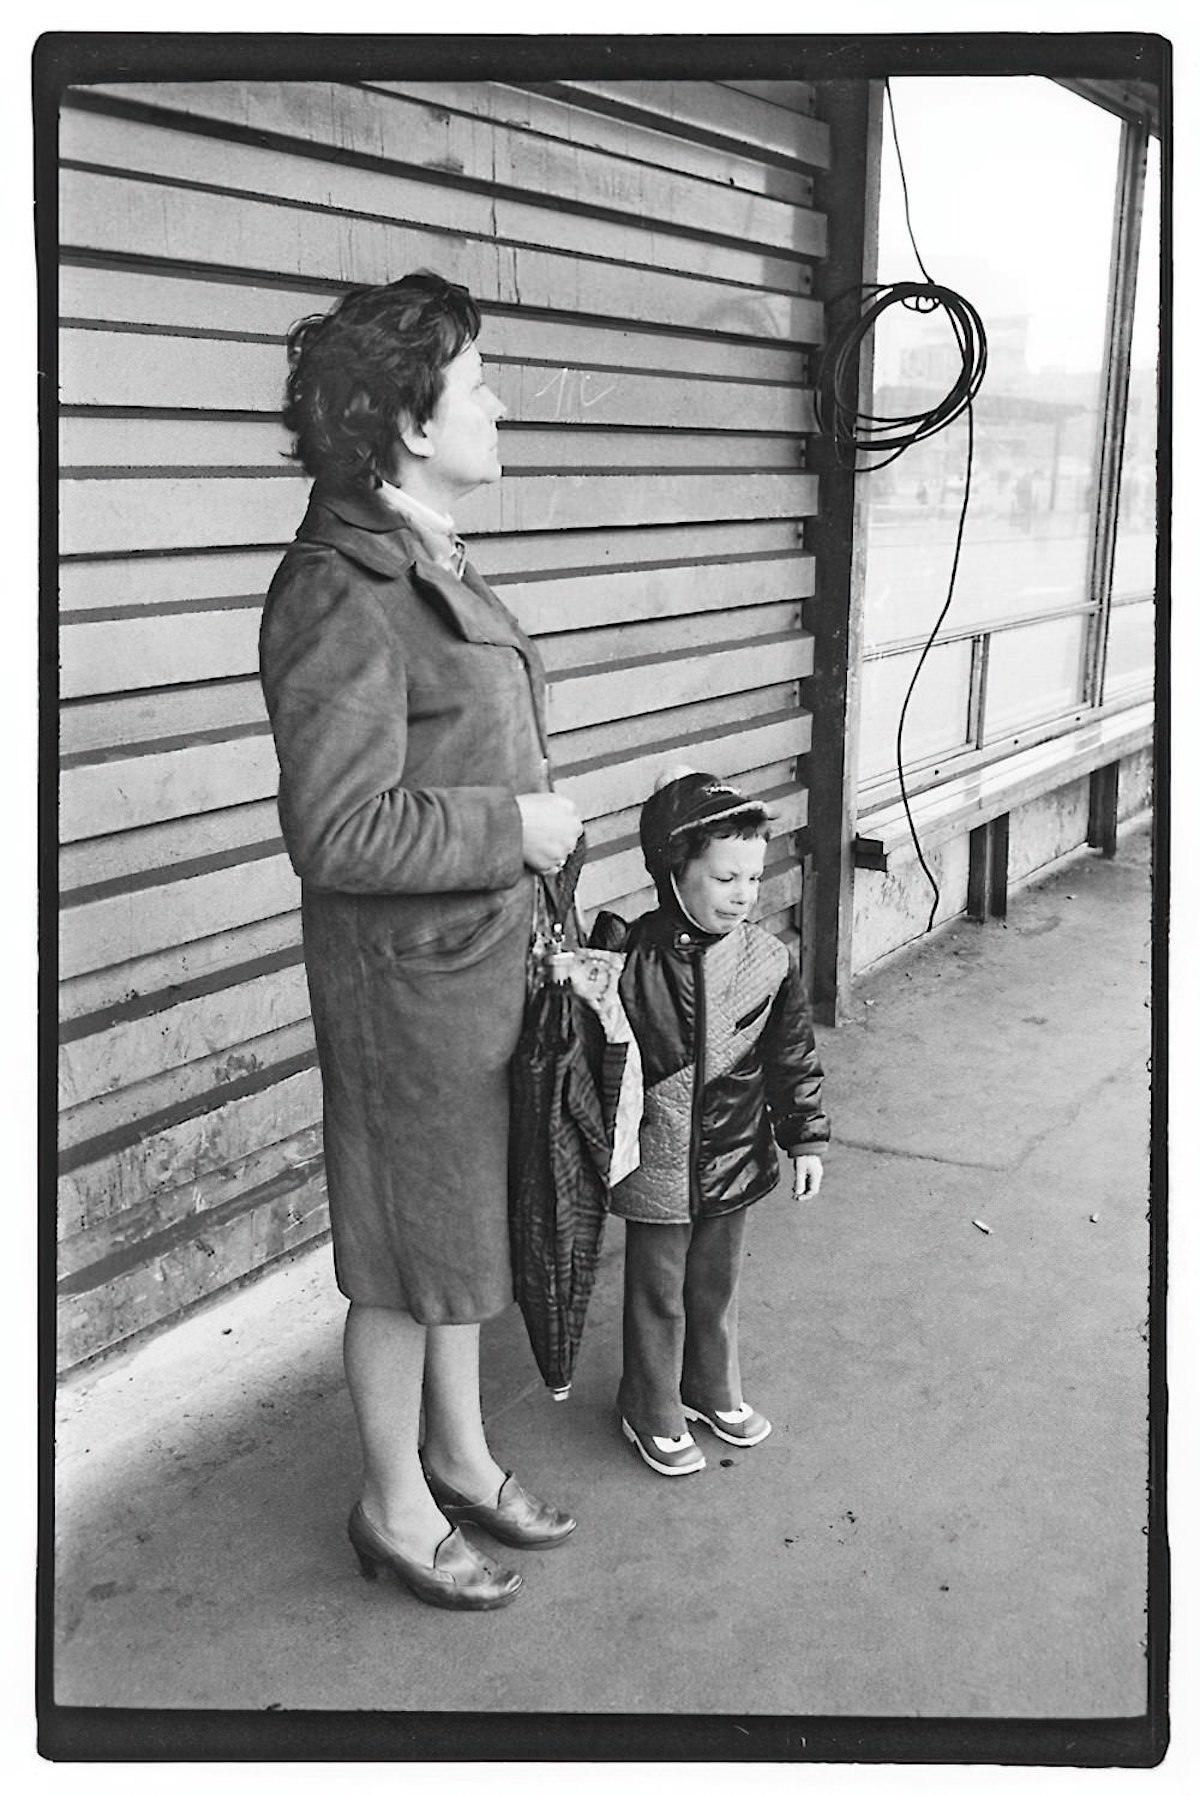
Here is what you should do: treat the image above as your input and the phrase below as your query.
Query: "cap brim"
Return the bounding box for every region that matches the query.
[666,799,773,837]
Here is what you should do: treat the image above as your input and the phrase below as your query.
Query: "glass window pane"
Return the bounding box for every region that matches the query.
[1111,138,1159,603]
[1103,600,1154,703]
[983,615,1088,740]
[858,640,974,787]
[851,82,1128,801]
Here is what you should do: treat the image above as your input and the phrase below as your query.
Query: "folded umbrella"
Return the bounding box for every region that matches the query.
[508,843,636,1398]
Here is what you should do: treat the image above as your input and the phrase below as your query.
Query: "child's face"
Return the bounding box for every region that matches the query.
[676,833,767,935]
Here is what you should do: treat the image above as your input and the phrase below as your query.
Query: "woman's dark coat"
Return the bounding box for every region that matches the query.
[259,484,550,1322]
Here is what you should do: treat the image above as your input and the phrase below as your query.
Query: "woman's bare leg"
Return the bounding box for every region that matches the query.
[343,1302,449,1563]
[421,1322,507,1504]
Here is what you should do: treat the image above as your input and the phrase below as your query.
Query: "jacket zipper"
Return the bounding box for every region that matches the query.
[688,945,707,1217]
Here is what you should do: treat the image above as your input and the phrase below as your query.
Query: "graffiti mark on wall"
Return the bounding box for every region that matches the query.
[532,367,619,418]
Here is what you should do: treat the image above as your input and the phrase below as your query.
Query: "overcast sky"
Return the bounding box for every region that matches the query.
[875,77,1159,376]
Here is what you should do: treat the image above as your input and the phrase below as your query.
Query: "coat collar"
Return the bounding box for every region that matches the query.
[296,484,522,653]
[640,892,723,954]
[296,483,421,579]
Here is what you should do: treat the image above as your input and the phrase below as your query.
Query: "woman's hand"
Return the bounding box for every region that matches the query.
[516,792,583,874]
[791,1155,825,1201]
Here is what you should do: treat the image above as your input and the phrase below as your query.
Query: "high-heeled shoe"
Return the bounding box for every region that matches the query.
[422,1466,577,1550]
[347,1502,523,1610]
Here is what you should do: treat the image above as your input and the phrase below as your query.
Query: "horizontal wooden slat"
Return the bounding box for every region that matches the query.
[546,630,814,732]
[61,569,809,707]
[500,550,814,636]
[368,80,816,205]
[59,327,813,429]
[59,169,825,344]
[57,1121,323,1267]
[60,852,300,980]
[557,709,811,822]
[61,406,813,465]
[59,471,297,556]
[541,600,802,674]
[60,679,268,759]
[59,912,304,1028]
[58,628,804,844]
[553,679,804,772]
[62,673,806,842]
[59,544,281,615]
[545,81,831,168]
[58,106,821,298]
[70,83,824,259]
[483,518,807,579]
[61,549,812,671]
[59,961,309,1108]
[492,373,814,437]
[61,470,818,555]
[61,609,264,701]
[59,1017,315,1153]
[56,1164,330,1371]
[58,1063,321,1231]
[60,265,814,387]
[61,732,277,838]
[60,800,281,893]
[59,518,807,620]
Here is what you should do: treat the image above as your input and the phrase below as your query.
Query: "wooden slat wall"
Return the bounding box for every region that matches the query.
[57,77,830,1368]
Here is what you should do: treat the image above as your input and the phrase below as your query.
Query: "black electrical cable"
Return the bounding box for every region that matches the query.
[814,281,987,470]
[814,79,988,933]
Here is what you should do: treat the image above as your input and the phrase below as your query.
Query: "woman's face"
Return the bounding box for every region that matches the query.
[409,340,507,497]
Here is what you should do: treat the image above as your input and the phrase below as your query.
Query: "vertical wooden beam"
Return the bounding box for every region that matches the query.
[988,812,1010,919]
[1083,118,1150,707]
[798,850,817,1005]
[804,78,883,1024]
[967,814,1010,921]
[1088,761,1121,857]
[966,822,992,922]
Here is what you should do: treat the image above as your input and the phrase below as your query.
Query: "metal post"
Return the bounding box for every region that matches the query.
[1083,119,1150,708]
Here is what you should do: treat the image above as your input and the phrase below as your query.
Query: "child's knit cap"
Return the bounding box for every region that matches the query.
[639,768,769,887]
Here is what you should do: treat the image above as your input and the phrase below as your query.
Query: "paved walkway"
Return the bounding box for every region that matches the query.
[52,828,1154,1732]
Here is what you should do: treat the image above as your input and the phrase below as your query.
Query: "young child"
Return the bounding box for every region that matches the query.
[594,770,830,1476]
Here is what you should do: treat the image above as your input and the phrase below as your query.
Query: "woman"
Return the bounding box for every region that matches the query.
[260,273,582,1610]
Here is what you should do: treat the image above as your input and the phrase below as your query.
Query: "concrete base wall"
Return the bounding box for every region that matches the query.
[1118,745,1154,821]
[851,746,1152,977]
[1008,776,1091,888]
[851,834,971,976]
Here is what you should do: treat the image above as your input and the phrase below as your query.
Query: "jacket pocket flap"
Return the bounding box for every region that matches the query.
[734,994,771,1031]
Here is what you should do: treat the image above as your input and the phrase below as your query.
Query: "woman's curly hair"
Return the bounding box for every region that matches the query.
[282,272,482,486]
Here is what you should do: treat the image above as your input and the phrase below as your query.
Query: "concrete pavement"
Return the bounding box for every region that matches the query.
[52,825,1153,1722]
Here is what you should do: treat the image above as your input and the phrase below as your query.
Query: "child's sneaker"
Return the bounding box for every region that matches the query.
[682,1400,772,1447]
[620,1417,706,1476]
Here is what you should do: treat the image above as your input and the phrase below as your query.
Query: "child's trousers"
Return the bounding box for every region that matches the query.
[617,1207,749,1439]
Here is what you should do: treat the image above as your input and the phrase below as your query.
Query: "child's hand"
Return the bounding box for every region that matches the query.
[791,1155,824,1201]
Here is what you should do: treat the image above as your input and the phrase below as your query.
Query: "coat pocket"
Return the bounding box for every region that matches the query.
[734,994,771,1031]
[366,883,529,974]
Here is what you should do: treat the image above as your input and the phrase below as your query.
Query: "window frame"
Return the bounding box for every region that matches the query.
[852,85,1158,814]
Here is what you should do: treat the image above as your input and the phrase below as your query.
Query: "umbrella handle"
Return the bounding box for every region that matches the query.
[540,833,588,934]
[547,947,575,985]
